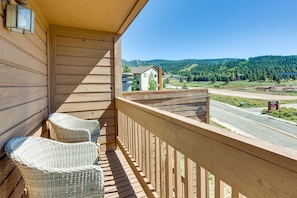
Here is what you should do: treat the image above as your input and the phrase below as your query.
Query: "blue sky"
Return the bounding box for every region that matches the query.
[122,0,297,61]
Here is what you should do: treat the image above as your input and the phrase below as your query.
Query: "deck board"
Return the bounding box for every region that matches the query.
[99,149,147,198]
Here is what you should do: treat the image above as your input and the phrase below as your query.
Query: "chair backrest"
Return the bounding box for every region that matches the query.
[5,136,82,169]
[5,137,52,168]
[48,112,100,143]
[48,112,82,129]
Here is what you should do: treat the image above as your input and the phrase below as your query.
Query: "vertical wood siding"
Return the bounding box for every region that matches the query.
[49,25,121,152]
[0,1,48,197]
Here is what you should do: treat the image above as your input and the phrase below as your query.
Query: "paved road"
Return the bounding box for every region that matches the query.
[210,100,297,150]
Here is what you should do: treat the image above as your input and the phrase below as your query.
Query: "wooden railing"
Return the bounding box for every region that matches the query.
[116,96,297,198]
[122,89,210,123]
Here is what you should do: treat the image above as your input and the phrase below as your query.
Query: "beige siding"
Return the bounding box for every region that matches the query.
[0,0,48,197]
[49,25,121,152]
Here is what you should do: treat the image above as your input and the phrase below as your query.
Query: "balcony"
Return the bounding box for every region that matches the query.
[4,0,296,196]
[3,89,297,197]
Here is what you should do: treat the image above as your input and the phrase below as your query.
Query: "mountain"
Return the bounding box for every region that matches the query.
[122,59,178,67]
[123,55,297,82]
[123,58,245,73]
[123,55,297,73]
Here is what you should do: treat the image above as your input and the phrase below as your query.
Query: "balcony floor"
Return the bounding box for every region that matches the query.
[99,149,147,198]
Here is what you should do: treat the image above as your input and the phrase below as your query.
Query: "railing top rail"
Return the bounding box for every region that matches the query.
[122,89,210,99]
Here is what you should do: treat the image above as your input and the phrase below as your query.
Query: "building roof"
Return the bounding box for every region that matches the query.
[130,66,157,74]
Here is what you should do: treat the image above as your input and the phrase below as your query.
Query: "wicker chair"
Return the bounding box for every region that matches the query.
[5,136,104,198]
[48,112,101,158]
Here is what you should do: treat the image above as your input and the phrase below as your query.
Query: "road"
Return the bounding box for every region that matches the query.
[169,86,297,149]
[210,100,297,150]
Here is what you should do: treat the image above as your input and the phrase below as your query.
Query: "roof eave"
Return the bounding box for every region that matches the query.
[32,0,149,34]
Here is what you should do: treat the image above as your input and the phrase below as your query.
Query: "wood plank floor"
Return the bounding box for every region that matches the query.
[99,149,147,198]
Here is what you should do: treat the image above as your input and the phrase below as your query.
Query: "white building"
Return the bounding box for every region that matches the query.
[130,66,159,91]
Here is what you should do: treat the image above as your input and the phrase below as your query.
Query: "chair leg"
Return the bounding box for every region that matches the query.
[96,139,101,160]
[97,147,101,160]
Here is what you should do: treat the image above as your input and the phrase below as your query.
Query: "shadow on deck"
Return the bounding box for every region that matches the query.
[100,150,147,198]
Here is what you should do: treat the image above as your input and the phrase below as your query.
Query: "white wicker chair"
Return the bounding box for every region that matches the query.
[5,136,104,198]
[48,113,100,143]
[48,113,101,158]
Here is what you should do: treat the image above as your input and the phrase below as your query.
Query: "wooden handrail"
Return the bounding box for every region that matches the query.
[116,96,297,198]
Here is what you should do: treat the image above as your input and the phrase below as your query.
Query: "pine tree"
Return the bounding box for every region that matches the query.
[148,72,157,90]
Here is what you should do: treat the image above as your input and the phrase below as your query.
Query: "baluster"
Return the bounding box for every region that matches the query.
[196,165,207,198]
[174,150,182,198]
[132,120,136,159]
[232,188,246,198]
[123,114,127,147]
[128,117,132,153]
[166,144,173,198]
[155,136,160,194]
[146,129,150,181]
[150,133,155,188]
[117,111,122,140]
[185,157,193,197]
[134,121,138,162]
[215,177,224,198]
[140,126,145,173]
[160,140,166,198]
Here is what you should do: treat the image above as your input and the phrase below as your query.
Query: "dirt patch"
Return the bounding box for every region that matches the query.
[209,88,297,101]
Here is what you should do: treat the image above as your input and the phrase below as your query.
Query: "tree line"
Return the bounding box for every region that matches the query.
[186,56,297,83]
[123,55,297,83]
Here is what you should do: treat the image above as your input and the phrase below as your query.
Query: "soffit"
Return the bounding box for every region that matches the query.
[34,0,148,34]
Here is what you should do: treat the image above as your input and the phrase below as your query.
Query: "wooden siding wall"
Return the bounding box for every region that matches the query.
[49,25,121,152]
[122,89,210,123]
[0,1,48,197]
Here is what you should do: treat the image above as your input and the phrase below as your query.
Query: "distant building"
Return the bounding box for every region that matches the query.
[130,66,159,91]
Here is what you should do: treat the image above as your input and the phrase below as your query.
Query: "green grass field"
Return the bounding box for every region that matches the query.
[168,79,297,95]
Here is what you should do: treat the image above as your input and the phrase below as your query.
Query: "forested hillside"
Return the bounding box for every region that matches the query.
[123,55,297,82]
